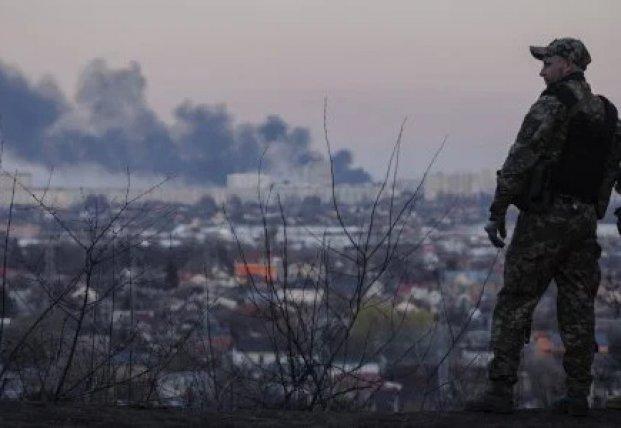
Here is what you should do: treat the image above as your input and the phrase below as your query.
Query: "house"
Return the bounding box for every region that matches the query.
[234,262,278,285]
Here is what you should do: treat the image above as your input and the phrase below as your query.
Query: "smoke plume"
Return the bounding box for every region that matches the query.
[0,59,371,185]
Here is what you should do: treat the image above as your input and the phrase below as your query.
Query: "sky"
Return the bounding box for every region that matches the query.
[1,0,620,183]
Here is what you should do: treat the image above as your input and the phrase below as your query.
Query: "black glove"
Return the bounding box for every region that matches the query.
[484,217,506,248]
[615,207,621,235]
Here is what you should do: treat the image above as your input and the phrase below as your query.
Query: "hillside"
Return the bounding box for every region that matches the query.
[0,403,620,427]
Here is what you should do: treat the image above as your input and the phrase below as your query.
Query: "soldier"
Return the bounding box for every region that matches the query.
[467,38,620,416]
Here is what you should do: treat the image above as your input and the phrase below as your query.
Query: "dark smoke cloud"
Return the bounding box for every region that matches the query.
[0,59,371,185]
[45,59,178,174]
[333,149,372,184]
[172,101,259,184]
[0,62,67,161]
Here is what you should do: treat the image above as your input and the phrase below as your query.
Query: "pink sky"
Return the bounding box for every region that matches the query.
[1,0,620,179]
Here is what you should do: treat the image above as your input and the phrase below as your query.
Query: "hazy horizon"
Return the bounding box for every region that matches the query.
[1,0,620,184]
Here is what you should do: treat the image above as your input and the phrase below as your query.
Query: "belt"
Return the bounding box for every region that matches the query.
[556,193,593,205]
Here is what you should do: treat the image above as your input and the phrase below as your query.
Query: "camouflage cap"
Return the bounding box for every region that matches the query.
[530,38,591,70]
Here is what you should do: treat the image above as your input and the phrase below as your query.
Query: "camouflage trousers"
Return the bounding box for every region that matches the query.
[489,198,601,397]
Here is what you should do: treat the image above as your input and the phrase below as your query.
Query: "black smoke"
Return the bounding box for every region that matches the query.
[332,149,371,184]
[0,59,371,185]
[45,60,177,175]
[0,63,66,161]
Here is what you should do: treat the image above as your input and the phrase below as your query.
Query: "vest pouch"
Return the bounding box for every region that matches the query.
[517,156,555,213]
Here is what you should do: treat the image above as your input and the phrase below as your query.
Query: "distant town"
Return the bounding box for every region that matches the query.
[0,169,619,410]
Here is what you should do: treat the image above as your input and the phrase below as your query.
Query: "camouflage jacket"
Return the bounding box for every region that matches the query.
[489,72,621,220]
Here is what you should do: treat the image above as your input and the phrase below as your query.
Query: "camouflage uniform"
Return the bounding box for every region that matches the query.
[487,38,621,398]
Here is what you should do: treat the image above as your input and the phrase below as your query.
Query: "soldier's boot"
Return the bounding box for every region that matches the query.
[552,395,589,417]
[465,382,514,414]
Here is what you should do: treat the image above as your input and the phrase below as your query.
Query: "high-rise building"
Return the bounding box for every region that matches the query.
[423,170,496,199]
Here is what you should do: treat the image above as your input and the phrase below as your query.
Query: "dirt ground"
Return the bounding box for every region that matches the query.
[0,402,620,427]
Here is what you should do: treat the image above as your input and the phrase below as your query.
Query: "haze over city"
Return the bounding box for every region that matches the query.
[0,0,620,185]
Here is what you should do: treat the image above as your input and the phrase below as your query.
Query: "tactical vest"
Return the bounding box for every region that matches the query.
[545,84,618,203]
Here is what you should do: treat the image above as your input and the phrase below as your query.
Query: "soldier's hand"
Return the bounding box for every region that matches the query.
[484,219,506,248]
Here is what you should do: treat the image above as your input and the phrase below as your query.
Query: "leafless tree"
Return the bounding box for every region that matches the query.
[220,100,498,411]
